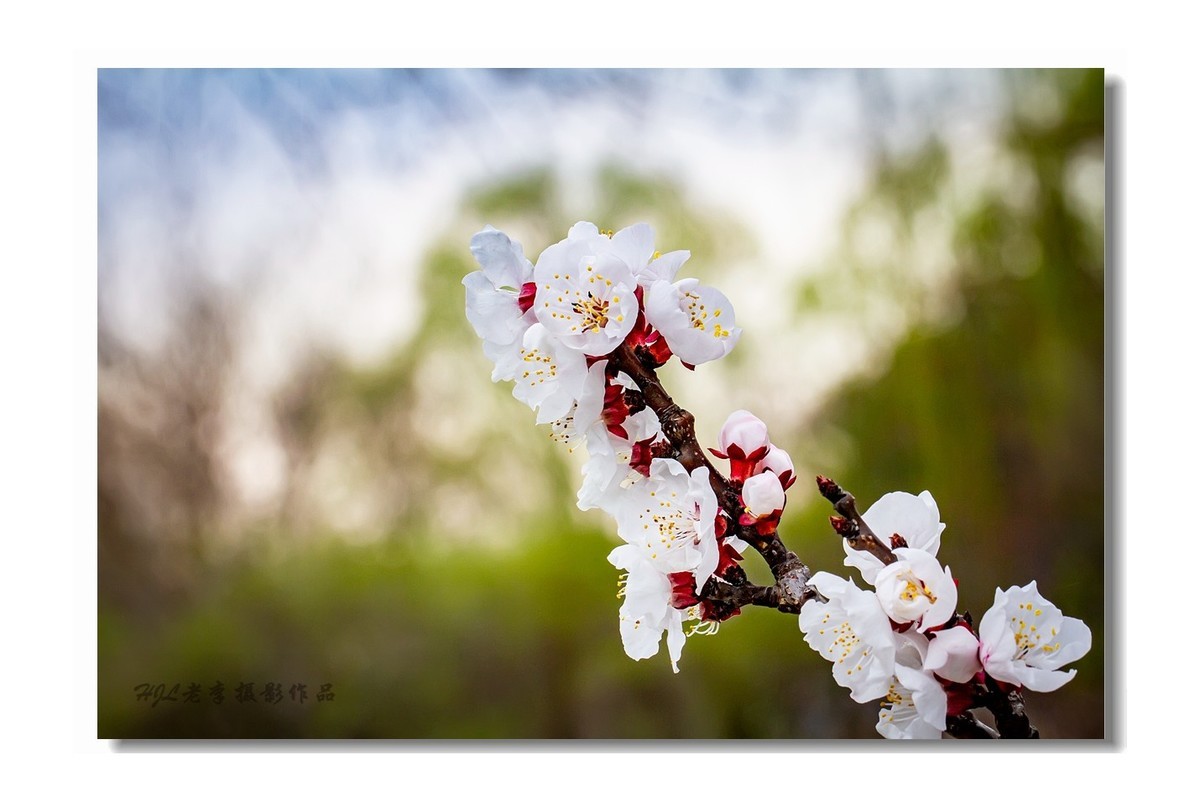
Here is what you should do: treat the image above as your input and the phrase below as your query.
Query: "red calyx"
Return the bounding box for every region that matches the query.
[714,538,744,577]
[623,304,673,369]
[944,682,976,717]
[517,281,538,313]
[601,382,632,440]
[740,511,780,537]
[629,437,667,477]
[668,572,700,609]
[724,445,769,485]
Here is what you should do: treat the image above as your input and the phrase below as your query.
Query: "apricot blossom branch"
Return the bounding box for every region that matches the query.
[463,220,1091,739]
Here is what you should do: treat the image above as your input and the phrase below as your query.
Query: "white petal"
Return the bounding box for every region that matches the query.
[666,611,686,673]
[636,249,689,285]
[567,221,600,241]
[1010,663,1077,693]
[742,471,784,516]
[798,573,896,702]
[1041,615,1092,669]
[469,225,532,288]
[861,490,945,556]
[609,222,655,270]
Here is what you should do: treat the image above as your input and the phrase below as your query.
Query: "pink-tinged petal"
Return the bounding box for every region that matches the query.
[717,410,770,457]
[924,626,982,683]
[756,445,795,488]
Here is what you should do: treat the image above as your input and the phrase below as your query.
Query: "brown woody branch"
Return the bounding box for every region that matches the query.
[608,342,819,614]
[606,341,1038,739]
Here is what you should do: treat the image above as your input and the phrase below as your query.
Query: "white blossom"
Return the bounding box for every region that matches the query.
[845,490,946,585]
[978,581,1091,692]
[491,323,590,424]
[608,543,688,673]
[873,547,957,632]
[644,277,741,365]
[546,361,608,452]
[877,631,947,739]
[798,572,896,702]
[613,458,720,585]
[576,409,663,513]
[532,222,641,355]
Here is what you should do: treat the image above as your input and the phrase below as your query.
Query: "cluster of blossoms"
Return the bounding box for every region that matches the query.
[799,490,1091,738]
[465,221,754,671]
[465,221,1091,738]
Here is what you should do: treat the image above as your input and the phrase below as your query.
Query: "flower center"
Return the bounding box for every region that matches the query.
[899,577,937,604]
[1010,602,1062,657]
[571,292,611,333]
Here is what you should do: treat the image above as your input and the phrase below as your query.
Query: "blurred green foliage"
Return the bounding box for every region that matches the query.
[99,69,1105,738]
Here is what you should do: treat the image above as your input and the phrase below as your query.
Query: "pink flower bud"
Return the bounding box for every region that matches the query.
[742,471,785,517]
[715,410,770,461]
[756,445,795,489]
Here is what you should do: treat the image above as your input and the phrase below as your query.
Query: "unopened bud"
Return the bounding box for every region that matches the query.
[742,471,785,517]
[816,475,843,502]
[715,410,770,462]
[757,445,795,489]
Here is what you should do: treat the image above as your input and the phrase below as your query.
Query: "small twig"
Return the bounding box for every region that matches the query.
[815,475,897,566]
[982,678,1040,739]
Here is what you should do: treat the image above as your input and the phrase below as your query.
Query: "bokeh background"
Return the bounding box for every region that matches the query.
[98,68,1104,739]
